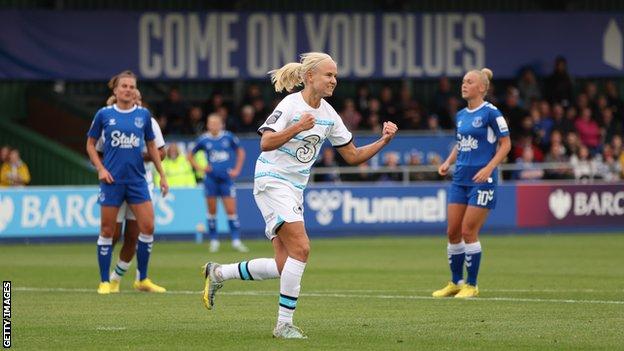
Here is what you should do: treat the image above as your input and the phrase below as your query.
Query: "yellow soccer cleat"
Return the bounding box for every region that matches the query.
[97,282,111,295]
[432,282,464,297]
[454,284,479,298]
[201,262,223,310]
[109,279,120,293]
[133,278,167,293]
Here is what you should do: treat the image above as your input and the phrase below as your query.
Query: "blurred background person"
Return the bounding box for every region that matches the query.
[0,148,31,186]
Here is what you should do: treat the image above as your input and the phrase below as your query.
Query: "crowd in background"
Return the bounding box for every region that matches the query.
[0,145,30,186]
[150,56,624,182]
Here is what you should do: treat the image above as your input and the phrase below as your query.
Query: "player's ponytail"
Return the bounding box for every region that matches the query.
[480,68,493,95]
[268,52,333,92]
[106,95,116,106]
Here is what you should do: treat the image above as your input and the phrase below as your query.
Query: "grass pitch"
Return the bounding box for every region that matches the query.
[1,234,623,350]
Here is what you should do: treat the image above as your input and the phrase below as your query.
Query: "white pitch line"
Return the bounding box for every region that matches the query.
[13,287,624,305]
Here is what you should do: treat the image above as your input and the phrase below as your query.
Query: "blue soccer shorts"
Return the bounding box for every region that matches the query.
[448,183,497,209]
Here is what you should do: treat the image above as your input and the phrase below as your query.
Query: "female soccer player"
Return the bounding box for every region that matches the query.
[433,68,511,298]
[98,90,167,293]
[200,52,398,339]
[188,113,248,253]
[86,70,169,295]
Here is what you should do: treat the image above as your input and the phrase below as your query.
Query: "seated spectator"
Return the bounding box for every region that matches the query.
[513,135,544,162]
[564,131,582,158]
[408,151,426,181]
[612,135,623,159]
[379,85,398,122]
[158,87,189,135]
[600,107,622,145]
[378,152,402,182]
[594,145,621,182]
[401,107,424,130]
[515,147,544,181]
[342,161,378,182]
[242,84,262,105]
[203,91,227,116]
[426,114,444,134]
[340,98,362,130]
[355,83,371,114]
[365,112,382,133]
[155,143,197,187]
[432,77,454,128]
[530,107,553,150]
[500,87,528,134]
[251,97,269,124]
[0,149,31,186]
[188,106,205,136]
[425,153,445,181]
[551,103,574,135]
[569,145,598,181]
[518,68,541,105]
[544,140,573,180]
[605,80,623,115]
[0,145,10,167]
[313,148,340,183]
[574,107,601,152]
[236,105,259,134]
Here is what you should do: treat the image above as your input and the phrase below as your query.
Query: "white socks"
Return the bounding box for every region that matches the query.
[278,257,306,324]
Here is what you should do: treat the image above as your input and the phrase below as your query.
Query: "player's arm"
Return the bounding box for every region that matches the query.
[472,135,511,183]
[335,121,398,166]
[438,146,458,176]
[147,140,169,196]
[229,147,246,179]
[187,146,210,173]
[86,137,114,183]
[259,114,315,151]
[143,147,165,162]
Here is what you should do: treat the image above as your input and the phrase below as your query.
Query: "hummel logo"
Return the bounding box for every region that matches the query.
[465,255,473,262]
[109,118,116,126]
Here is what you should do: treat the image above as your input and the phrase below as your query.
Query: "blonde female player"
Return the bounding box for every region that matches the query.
[200,52,398,339]
[86,70,168,294]
[433,68,511,298]
[98,90,167,293]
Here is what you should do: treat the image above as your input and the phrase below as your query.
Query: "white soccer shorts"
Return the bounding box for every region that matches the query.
[253,179,304,240]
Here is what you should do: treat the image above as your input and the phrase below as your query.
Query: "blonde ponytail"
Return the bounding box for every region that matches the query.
[268,52,334,92]
[106,95,116,106]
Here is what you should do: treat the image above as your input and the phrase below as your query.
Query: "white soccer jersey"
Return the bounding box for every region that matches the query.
[96,115,165,187]
[255,92,352,193]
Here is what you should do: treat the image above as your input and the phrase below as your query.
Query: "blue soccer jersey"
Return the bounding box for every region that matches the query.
[87,105,155,184]
[453,102,510,185]
[192,131,240,179]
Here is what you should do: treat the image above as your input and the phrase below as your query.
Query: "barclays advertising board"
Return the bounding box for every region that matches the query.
[1,11,624,79]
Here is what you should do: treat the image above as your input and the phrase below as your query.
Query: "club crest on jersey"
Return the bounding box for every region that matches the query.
[134,117,144,128]
[472,116,483,128]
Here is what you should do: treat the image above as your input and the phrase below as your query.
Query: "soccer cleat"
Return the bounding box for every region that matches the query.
[273,322,308,339]
[133,278,167,293]
[454,284,479,298]
[201,262,223,310]
[432,282,464,297]
[232,242,249,253]
[109,279,120,293]
[97,282,111,295]
[209,240,220,253]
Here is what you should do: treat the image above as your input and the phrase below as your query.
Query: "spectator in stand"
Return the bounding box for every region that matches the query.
[513,135,544,162]
[313,148,341,183]
[236,105,260,133]
[545,56,574,106]
[500,87,527,137]
[530,106,553,151]
[517,68,541,105]
[0,148,31,186]
[366,97,381,121]
[605,80,624,116]
[576,93,590,114]
[188,106,205,136]
[612,135,623,159]
[242,84,262,105]
[575,107,601,153]
[355,83,371,114]
[342,161,377,182]
[426,114,444,134]
[339,98,362,130]
[570,145,597,181]
[408,151,426,181]
[203,91,227,116]
[564,131,582,158]
[251,97,269,125]
[155,143,197,187]
[600,107,622,145]
[365,112,382,133]
[401,106,424,130]
[398,84,416,115]
[583,82,599,111]
[551,103,574,135]
[158,87,189,135]
[425,153,445,181]
[0,145,10,167]
[594,144,621,181]
[432,77,454,128]
[515,146,544,181]
[379,151,402,182]
[544,136,573,180]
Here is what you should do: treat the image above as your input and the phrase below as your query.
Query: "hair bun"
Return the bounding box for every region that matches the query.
[481,68,493,81]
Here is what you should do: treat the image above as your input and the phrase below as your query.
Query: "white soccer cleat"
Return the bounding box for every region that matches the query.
[273,322,308,339]
[201,262,223,310]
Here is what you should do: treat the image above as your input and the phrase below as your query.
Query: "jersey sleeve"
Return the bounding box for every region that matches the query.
[230,133,240,150]
[488,106,510,138]
[95,136,104,152]
[87,109,103,139]
[257,98,292,135]
[328,108,353,148]
[151,117,165,148]
[143,112,155,141]
[191,138,204,154]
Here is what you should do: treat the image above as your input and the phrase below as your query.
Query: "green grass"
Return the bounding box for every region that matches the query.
[1,234,623,350]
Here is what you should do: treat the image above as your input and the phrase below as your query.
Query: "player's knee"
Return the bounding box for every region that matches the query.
[100,224,115,237]
[140,222,154,235]
[291,241,310,261]
[446,229,462,242]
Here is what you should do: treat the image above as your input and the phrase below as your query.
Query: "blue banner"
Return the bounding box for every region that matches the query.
[1,11,623,79]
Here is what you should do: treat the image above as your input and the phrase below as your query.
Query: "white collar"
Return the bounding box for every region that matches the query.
[113,104,138,113]
[466,101,487,113]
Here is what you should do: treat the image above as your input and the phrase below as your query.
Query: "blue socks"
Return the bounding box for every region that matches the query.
[228,215,241,241]
[207,215,217,241]
[465,241,482,286]
[136,234,154,281]
[97,235,113,282]
[447,241,465,284]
